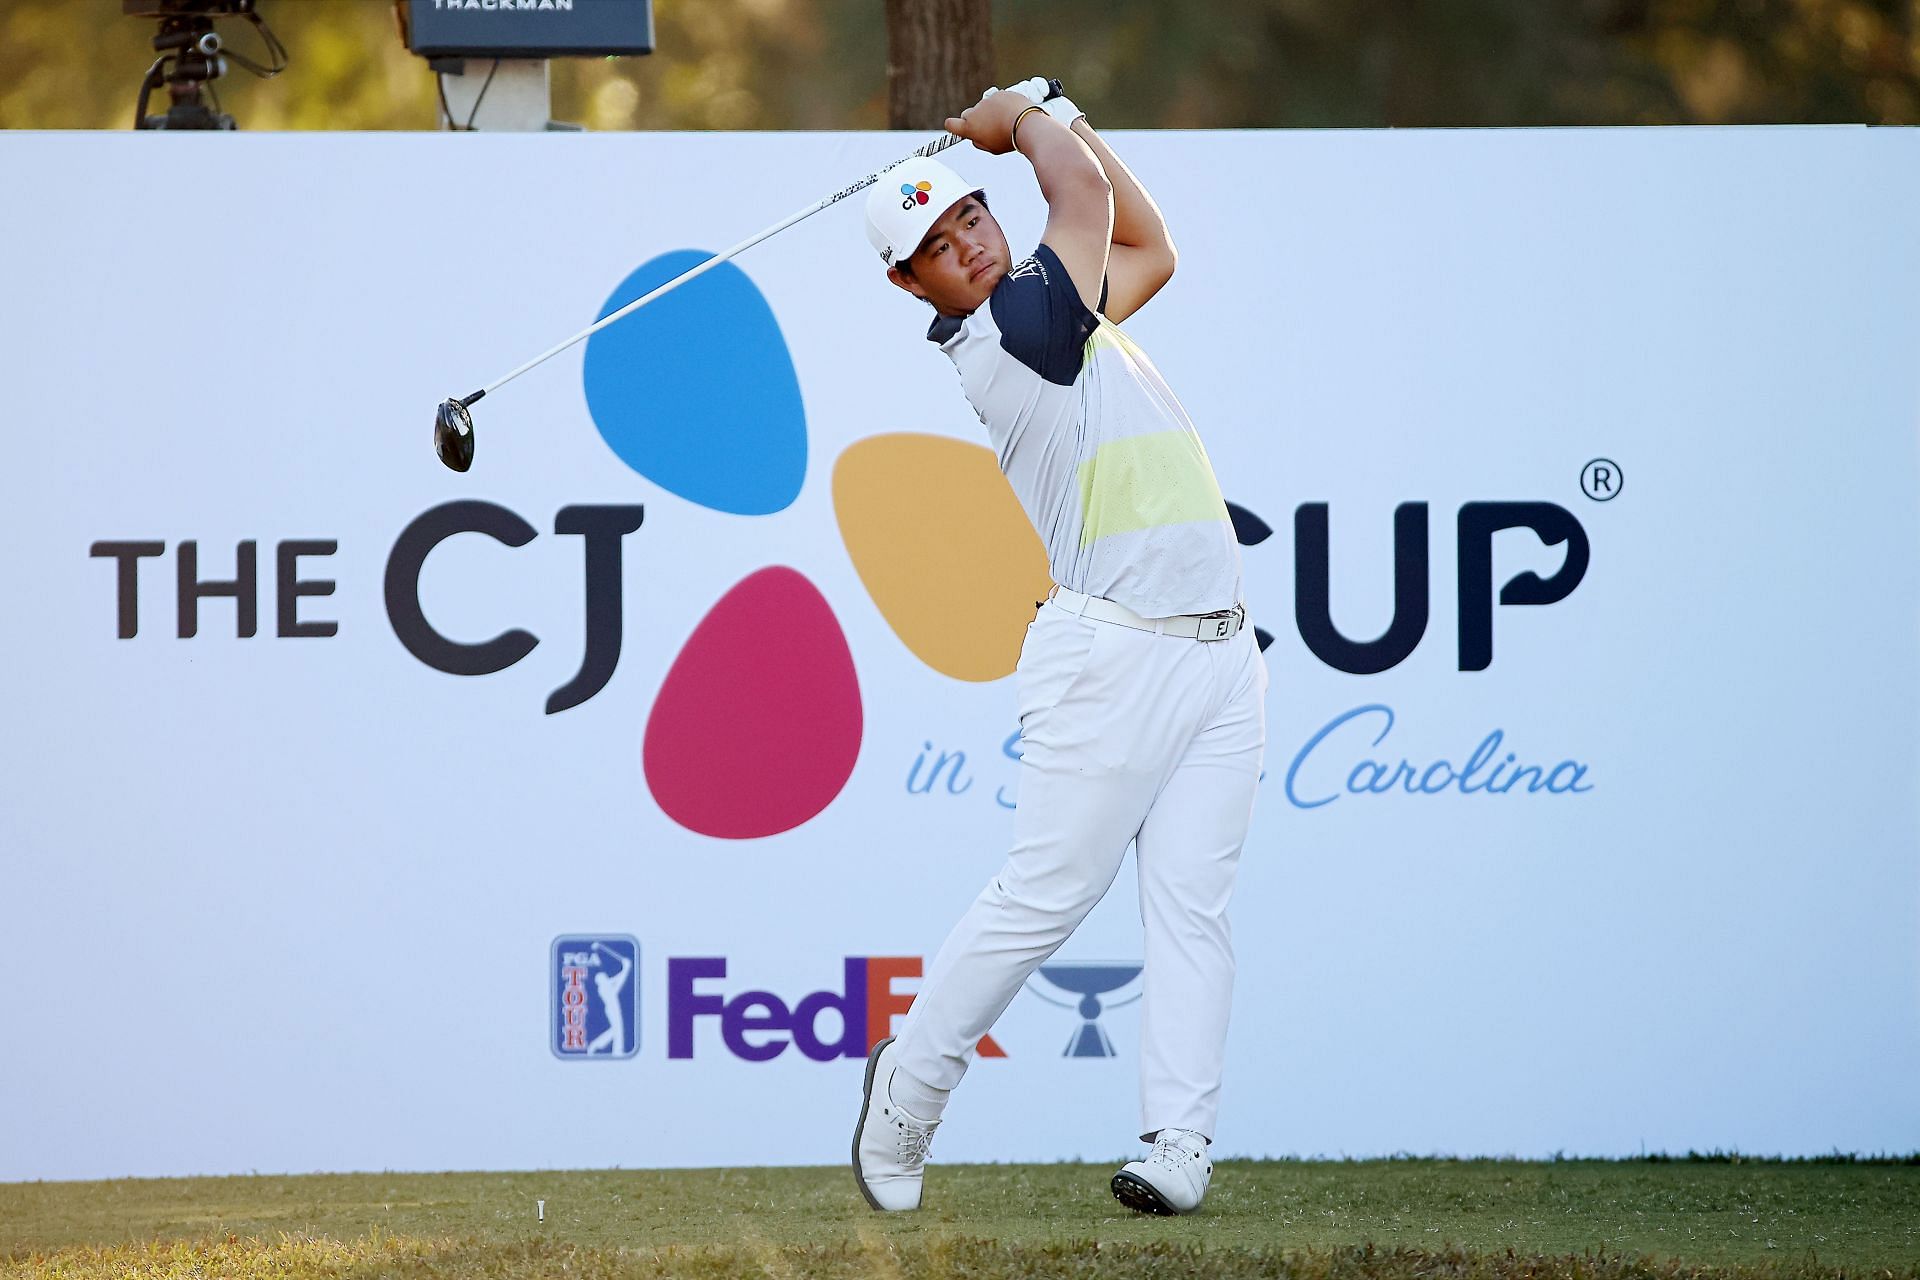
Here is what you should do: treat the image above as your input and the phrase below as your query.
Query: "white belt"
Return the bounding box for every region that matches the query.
[1049,586,1246,642]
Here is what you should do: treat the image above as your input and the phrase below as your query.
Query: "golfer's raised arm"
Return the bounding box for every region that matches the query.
[1070,121,1177,322]
[1021,113,1113,312]
[946,91,1112,311]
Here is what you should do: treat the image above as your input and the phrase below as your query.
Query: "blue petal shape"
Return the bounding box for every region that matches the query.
[583,250,806,516]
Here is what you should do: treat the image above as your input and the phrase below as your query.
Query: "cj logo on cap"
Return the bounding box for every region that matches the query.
[900,179,932,210]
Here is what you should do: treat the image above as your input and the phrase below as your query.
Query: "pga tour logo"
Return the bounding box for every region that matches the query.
[551,935,639,1059]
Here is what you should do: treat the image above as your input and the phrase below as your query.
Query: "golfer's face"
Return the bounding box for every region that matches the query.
[909,198,1007,313]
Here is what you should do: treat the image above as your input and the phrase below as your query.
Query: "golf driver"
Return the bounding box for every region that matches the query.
[433,129,981,472]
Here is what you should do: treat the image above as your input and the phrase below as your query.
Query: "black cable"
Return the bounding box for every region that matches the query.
[436,58,501,131]
[465,58,500,130]
[222,11,288,79]
[134,55,166,128]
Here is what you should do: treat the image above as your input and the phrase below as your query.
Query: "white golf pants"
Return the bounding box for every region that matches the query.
[894,598,1268,1141]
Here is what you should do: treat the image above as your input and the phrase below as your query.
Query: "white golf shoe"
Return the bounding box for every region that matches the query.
[1111,1127,1212,1215]
[851,1036,940,1211]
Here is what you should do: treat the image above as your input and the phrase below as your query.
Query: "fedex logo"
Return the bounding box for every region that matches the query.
[666,956,1005,1062]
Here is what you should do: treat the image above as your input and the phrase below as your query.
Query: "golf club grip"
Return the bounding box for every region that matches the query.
[817,130,963,209]
[476,131,966,399]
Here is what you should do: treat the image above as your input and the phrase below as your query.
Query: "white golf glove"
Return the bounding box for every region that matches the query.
[1008,75,1085,127]
[1006,77,1049,104]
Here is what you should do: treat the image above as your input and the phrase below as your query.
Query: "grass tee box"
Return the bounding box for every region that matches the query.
[4,1158,1918,1279]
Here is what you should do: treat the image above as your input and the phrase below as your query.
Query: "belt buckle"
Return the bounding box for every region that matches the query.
[1196,605,1242,643]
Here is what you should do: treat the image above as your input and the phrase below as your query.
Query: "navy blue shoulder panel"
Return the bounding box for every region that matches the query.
[986,243,1098,387]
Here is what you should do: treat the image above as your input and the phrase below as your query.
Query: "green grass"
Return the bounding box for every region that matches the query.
[4,1158,1917,1279]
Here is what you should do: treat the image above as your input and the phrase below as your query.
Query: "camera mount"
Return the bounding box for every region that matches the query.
[126,0,286,131]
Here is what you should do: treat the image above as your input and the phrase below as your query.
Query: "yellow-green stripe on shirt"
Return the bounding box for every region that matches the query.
[1076,428,1229,548]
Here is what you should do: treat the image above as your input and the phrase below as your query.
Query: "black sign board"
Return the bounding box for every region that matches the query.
[406,0,654,59]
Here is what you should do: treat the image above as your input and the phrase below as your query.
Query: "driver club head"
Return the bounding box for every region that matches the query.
[434,397,475,472]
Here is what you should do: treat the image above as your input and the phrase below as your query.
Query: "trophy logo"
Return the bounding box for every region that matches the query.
[1024,961,1144,1057]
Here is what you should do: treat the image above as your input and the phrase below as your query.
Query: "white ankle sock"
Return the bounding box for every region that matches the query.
[887,1065,950,1122]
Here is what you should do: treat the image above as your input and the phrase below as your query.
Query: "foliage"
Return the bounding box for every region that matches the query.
[997,0,1920,126]
[0,0,1913,130]
[0,0,885,132]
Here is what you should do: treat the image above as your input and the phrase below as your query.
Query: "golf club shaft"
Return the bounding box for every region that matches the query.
[465,131,966,405]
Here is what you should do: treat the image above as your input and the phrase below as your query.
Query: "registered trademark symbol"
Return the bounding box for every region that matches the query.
[1581,458,1623,502]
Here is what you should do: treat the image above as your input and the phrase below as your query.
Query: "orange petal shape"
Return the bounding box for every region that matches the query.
[833,433,1052,682]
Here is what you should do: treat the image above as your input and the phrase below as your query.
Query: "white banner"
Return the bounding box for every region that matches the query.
[1,127,1916,1181]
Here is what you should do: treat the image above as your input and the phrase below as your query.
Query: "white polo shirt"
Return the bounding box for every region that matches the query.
[928,244,1242,618]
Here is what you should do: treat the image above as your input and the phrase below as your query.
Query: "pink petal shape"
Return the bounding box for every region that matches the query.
[644,567,863,839]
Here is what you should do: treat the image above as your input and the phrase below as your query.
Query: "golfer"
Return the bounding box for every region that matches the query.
[852,80,1267,1216]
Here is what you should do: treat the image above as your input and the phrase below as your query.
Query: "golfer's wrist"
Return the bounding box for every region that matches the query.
[1010,103,1046,151]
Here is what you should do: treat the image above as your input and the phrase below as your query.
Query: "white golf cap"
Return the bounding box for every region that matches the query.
[864,156,983,268]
